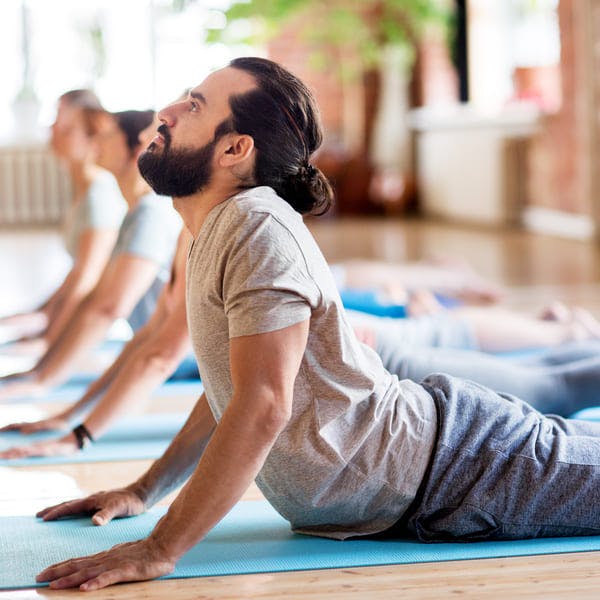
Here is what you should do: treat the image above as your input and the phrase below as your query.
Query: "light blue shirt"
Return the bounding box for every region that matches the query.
[111,192,181,331]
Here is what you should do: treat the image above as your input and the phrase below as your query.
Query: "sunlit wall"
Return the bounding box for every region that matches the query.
[1,0,257,142]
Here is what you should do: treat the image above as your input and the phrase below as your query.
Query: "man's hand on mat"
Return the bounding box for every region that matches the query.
[0,415,70,434]
[0,433,79,459]
[36,538,175,591]
[37,487,146,525]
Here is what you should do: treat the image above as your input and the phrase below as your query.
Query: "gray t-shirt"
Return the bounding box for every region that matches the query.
[62,170,127,258]
[112,192,181,331]
[186,186,437,540]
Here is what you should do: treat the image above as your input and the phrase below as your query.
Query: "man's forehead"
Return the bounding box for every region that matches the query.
[190,67,257,108]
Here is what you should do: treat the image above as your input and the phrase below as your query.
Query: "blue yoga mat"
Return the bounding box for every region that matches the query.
[2,499,600,590]
[570,406,600,421]
[340,289,462,319]
[340,289,407,318]
[0,413,187,466]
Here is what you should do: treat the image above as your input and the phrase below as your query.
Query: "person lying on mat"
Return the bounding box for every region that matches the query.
[33,58,600,592]
[331,258,504,308]
[0,132,597,457]
[2,271,600,458]
[0,110,181,402]
[0,89,126,351]
[5,298,600,460]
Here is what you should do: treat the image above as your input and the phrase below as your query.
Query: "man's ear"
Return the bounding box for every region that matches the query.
[218,134,254,167]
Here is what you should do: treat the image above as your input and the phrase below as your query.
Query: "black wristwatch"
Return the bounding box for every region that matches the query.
[72,423,95,449]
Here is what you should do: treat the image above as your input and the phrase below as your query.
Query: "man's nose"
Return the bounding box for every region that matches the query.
[157,102,183,127]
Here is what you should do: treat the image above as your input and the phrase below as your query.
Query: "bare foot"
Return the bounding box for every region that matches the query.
[570,307,600,340]
[539,301,600,341]
[424,256,504,304]
[539,301,572,323]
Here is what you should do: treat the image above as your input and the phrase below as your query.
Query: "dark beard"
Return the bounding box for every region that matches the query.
[138,136,217,197]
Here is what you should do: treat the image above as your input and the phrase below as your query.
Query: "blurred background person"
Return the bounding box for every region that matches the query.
[0,90,126,351]
[0,109,180,400]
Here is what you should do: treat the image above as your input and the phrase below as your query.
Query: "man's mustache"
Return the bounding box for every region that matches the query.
[157,124,171,147]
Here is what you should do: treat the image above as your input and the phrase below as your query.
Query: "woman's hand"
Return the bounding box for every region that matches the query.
[0,415,70,434]
[0,372,47,402]
[0,433,79,459]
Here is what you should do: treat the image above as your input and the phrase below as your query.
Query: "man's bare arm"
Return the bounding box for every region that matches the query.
[37,391,216,523]
[37,319,309,590]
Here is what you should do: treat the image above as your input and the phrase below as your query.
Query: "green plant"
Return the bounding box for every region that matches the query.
[205,0,450,74]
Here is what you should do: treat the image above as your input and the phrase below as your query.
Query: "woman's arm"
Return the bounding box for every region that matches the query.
[0,252,161,401]
[0,229,117,348]
[43,228,119,345]
[0,297,190,458]
[35,252,160,384]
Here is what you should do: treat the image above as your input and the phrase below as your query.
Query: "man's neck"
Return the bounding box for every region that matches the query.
[173,182,248,238]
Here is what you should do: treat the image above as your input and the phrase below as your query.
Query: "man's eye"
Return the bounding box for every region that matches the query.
[190,102,199,112]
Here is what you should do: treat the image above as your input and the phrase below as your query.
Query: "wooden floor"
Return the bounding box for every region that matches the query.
[1,217,600,599]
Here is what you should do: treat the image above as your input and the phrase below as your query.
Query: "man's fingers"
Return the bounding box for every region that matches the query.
[80,568,134,591]
[38,540,174,591]
[37,548,114,583]
[37,558,90,582]
[92,508,116,526]
[37,490,144,525]
[36,497,97,520]
[46,565,105,589]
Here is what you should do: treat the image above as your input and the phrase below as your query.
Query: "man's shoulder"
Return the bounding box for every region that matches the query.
[224,186,302,231]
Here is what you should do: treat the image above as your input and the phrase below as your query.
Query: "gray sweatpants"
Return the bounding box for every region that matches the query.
[395,374,600,541]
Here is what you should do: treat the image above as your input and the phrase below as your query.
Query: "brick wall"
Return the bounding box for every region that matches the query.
[268,19,360,150]
[526,0,592,216]
[267,16,375,214]
[266,6,459,214]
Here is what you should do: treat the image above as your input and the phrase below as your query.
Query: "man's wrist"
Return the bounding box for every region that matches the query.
[126,479,154,508]
[147,515,191,563]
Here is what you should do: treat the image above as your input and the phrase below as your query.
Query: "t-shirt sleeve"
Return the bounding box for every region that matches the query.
[82,173,127,231]
[114,203,179,266]
[223,213,320,338]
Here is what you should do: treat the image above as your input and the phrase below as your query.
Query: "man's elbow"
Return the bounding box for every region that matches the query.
[253,392,292,437]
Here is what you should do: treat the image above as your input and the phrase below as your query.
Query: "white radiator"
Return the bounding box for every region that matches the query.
[0,143,71,225]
